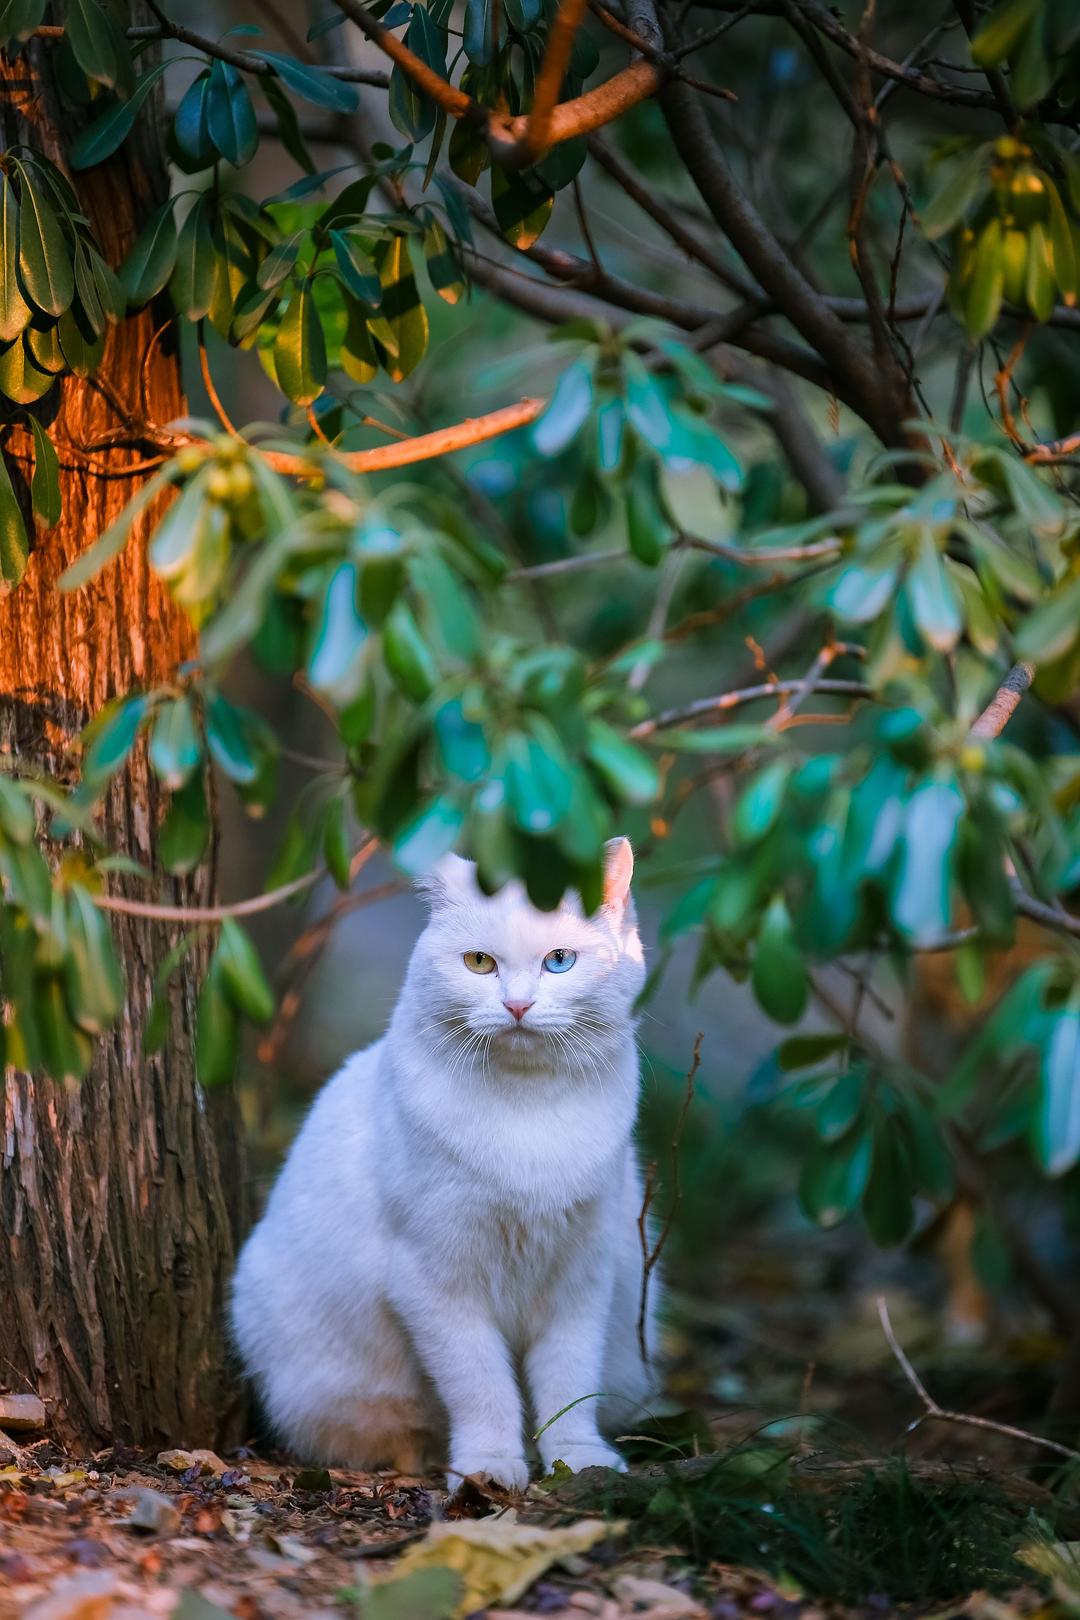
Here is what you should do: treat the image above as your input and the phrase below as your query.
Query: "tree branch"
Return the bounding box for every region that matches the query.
[878,1295,1080,1462]
[629,676,873,738]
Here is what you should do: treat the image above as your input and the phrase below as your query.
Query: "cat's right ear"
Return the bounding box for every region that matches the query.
[414,852,474,908]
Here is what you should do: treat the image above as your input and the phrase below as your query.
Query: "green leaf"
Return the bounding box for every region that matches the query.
[971,0,1040,64]
[322,795,351,890]
[394,794,465,875]
[170,196,216,322]
[0,774,35,842]
[257,231,304,291]
[383,598,438,702]
[1036,1007,1080,1175]
[218,916,274,1023]
[799,1127,873,1229]
[196,957,240,1088]
[308,560,369,704]
[172,71,216,170]
[463,0,505,63]
[206,58,259,167]
[260,73,317,176]
[28,416,61,530]
[68,63,170,169]
[906,529,962,651]
[919,143,990,239]
[964,216,1005,340]
[0,447,29,590]
[825,547,901,623]
[67,0,131,94]
[423,218,464,304]
[0,174,31,342]
[533,359,594,457]
[119,200,178,307]
[57,304,105,376]
[752,896,807,1025]
[329,229,382,306]
[388,6,447,140]
[861,1118,915,1247]
[261,51,359,113]
[370,235,428,382]
[734,759,790,843]
[148,696,202,790]
[160,775,210,876]
[815,1070,865,1142]
[273,278,327,406]
[64,884,123,1035]
[0,333,55,405]
[435,698,490,783]
[505,727,572,835]
[1015,574,1080,665]
[205,691,260,785]
[892,777,965,944]
[584,719,658,805]
[490,165,553,251]
[37,977,94,1084]
[81,694,150,789]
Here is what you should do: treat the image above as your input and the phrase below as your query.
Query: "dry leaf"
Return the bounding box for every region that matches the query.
[388,1512,624,1616]
[611,1575,707,1618]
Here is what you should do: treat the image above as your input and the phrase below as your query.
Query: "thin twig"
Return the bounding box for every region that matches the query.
[637,1033,702,1364]
[630,677,873,740]
[94,868,325,923]
[877,1295,1080,1463]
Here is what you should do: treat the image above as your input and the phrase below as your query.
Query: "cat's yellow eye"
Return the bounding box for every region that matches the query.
[463,950,496,975]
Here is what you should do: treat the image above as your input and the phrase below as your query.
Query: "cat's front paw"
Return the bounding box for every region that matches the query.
[450,1452,530,1492]
[544,1442,628,1475]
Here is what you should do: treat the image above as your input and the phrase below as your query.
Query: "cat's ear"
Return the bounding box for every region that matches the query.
[414,852,475,909]
[602,837,634,911]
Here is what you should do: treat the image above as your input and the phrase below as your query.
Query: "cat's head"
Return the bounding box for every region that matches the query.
[410,838,645,1047]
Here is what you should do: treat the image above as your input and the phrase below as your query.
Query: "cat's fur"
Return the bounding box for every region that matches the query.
[230,838,656,1489]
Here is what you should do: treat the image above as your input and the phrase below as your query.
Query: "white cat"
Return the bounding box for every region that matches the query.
[230,838,658,1489]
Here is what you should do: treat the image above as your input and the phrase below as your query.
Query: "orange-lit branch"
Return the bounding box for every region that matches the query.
[333,0,473,117]
[255,396,545,477]
[491,59,662,152]
[332,0,663,157]
[514,0,591,163]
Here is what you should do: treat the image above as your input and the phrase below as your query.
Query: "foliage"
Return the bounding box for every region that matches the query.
[2,0,1080,1289]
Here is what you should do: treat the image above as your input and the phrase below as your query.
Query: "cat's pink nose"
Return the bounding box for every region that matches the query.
[504,999,534,1023]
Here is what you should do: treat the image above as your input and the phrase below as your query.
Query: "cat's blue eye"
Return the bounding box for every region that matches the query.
[543,948,577,974]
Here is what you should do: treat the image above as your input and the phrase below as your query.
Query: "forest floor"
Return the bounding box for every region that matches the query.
[2,1275,1078,1620]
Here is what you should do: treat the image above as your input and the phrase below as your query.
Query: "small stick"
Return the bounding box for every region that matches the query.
[637,1032,702,1364]
[877,1295,1080,1464]
[0,1429,33,1470]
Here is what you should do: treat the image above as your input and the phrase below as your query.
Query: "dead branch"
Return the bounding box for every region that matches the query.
[877,1295,1080,1464]
[637,1033,702,1364]
[630,677,872,739]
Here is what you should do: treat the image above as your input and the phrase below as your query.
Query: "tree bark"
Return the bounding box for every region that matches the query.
[0,27,245,1452]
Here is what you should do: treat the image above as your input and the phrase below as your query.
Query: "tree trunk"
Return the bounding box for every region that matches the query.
[0,27,245,1452]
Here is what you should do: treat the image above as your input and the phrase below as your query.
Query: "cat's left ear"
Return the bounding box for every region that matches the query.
[602,837,634,911]
[415,852,475,908]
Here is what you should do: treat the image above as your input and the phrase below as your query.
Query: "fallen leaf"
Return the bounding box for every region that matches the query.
[352,1567,463,1620]
[157,1450,228,1477]
[388,1513,624,1616]
[611,1575,707,1618]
